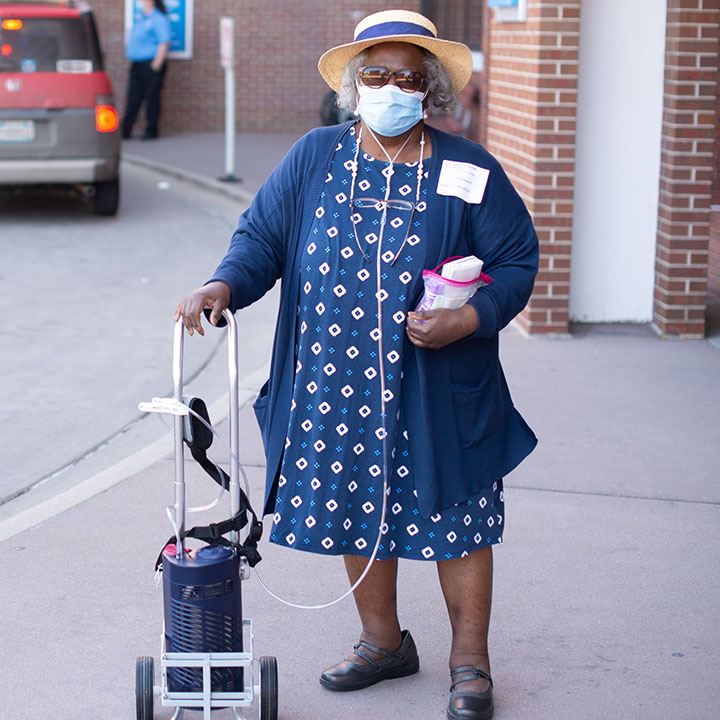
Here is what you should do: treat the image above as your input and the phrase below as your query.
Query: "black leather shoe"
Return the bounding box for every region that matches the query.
[319,629,419,691]
[447,666,494,720]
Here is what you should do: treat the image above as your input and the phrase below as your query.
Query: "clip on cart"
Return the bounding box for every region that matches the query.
[136,310,278,720]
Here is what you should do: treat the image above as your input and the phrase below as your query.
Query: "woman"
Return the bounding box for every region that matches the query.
[176,10,538,720]
[121,0,171,140]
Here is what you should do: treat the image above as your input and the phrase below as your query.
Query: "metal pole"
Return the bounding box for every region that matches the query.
[224,66,236,179]
[223,309,240,544]
[172,319,186,557]
[219,16,240,183]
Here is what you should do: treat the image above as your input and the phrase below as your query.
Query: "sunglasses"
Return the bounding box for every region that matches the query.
[358,66,427,93]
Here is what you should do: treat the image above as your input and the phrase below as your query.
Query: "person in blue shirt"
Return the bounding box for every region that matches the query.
[121,0,171,140]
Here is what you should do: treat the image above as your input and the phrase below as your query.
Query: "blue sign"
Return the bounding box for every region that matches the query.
[487,0,519,7]
[164,0,193,57]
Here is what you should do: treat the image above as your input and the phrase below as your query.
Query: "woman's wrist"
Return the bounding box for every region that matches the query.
[458,303,479,337]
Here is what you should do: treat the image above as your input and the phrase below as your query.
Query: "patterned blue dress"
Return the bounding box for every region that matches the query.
[269,126,504,561]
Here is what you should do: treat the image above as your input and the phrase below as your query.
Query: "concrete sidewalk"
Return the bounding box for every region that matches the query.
[121,131,303,205]
[1,132,719,720]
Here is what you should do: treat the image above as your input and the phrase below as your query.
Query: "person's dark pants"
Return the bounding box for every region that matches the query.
[122,60,166,139]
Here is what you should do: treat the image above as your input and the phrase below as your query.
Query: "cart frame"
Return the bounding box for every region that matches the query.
[136,309,277,720]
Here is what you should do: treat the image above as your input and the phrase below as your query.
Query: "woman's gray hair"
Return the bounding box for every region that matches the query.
[336,48,458,114]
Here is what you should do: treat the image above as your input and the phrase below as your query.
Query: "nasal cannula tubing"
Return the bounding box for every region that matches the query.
[157,396,388,610]
[162,126,414,610]
[165,217,391,610]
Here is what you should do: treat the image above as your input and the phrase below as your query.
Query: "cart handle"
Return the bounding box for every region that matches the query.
[172,308,240,558]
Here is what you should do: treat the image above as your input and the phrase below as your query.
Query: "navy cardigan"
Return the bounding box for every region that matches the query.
[210,122,539,518]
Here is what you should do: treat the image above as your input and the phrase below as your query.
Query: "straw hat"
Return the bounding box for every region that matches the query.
[318,9,473,95]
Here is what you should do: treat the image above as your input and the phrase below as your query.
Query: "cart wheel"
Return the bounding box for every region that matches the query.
[135,656,154,720]
[259,655,278,720]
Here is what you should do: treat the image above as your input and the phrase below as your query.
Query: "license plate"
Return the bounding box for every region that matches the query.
[0,120,35,142]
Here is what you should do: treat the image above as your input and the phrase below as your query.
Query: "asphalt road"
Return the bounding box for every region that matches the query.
[0,161,270,506]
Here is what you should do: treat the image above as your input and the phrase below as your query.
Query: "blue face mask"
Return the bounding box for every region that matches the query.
[356,83,426,137]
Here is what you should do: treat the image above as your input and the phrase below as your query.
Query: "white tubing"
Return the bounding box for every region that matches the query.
[163,127,409,607]
[156,401,389,609]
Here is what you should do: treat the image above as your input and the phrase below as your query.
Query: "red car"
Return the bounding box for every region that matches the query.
[0,0,120,214]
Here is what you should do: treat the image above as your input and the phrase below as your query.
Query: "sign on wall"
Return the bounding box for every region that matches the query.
[487,0,527,22]
[124,0,194,60]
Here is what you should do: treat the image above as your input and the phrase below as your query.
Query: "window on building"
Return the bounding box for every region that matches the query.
[421,0,484,51]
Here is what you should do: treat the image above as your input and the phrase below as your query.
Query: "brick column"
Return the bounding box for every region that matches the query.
[654,0,720,337]
[485,0,580,334]
[712,62,720,308]
[710,211,720,306]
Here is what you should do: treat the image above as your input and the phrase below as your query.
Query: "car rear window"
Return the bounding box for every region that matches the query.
[0,15,103,73]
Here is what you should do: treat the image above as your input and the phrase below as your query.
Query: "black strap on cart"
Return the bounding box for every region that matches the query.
[156,396,263,570]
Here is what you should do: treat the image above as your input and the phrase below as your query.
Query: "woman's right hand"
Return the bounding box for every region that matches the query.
[174,281,231,336]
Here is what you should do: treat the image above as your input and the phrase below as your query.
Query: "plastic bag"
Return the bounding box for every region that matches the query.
[415,256,493,311]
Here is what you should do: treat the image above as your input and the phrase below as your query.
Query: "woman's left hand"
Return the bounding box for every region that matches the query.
[405,304,478,349]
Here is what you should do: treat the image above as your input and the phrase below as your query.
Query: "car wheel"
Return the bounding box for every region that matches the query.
[320,90,353,126]
[92,178,120,216]
[320,90,339,125]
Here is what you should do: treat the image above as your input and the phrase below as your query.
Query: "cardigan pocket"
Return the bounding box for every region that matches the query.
[450,375,503,451]
[252,380,270,453]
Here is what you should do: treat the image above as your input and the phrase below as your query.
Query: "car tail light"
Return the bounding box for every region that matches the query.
[96,105,118,133]
[1,19,23,30]
[1,44,11,56]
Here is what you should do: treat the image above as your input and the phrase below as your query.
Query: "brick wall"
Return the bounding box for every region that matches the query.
[90,0,421,136]
[653,0,719,337]
[485,0,580,334]
[477,0,491,145]
[426,0,485,48]
[424,0,487,144]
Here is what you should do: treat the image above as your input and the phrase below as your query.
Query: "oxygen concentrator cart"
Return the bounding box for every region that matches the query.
[135,310,278,720]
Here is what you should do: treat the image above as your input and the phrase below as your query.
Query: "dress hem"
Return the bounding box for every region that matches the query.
[267,534,503,562]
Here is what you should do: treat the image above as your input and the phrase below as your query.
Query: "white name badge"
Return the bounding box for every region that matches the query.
[436,160,490,204]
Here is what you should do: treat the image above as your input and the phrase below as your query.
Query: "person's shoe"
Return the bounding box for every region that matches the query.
[319,629,419,691]
[447,666,494,720]
[140,132,157,140]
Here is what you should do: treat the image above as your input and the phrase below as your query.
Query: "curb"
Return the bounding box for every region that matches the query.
[121,152,257,206]
[0,361,270,544]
